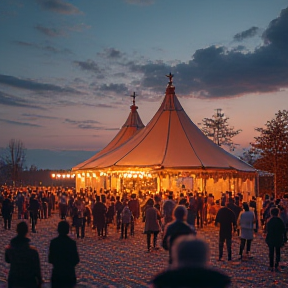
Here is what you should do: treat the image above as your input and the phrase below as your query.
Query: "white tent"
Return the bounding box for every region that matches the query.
[73,76,256,198]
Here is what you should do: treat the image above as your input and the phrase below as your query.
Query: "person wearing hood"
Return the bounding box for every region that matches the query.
[5,221,42,288]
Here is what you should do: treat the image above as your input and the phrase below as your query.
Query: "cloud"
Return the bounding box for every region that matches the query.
[64,118,119,130]
[0,118,43,127]
[35,24,64,37]
[64,119,101,125]
[0,74,77,94]
[124,0,155,6]
[127,6,288,99]
[234,26,259,41]
[36,0,82,15]
[22,113,59,120]
[262,6,288,49]
[99,83,129,94]
[0,91,44,109]
[13,41,72,54]
[74,60,102,74]
[97,48,124,59]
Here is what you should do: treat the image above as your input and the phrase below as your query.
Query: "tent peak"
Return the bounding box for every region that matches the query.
[130,92,138,112]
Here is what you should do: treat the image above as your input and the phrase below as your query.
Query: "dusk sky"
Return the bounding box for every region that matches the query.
[1,0,288,168]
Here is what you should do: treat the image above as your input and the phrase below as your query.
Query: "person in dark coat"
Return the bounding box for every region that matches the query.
[16,191,25,219]
[29,193,40,233]
[162,205,196,264]
[92,195,107,239]
[128,193,140,220]
[144,198,161,251]
[5,221,42,288]
[265,207,287,272]
[215,203,236,261]
[49,221,80,288]
[150,236,231,288]
[115,196,124,232]
[227,198,242,221]
[2,194,13,230]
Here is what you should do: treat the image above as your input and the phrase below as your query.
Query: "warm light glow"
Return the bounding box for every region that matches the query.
[71,174,75,178]
[57,174,61,178]
[133,174,137,178]
[82,172,85,176]
[87,173,90,177]
[62,175,66,178]
[51,174,56,178]
[78,174,81,178]
[66,174,71,178]
[128,173,132,178]
[93,173,96,178]
[100,172,103,176]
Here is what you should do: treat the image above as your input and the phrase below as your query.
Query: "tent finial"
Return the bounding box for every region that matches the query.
[130,92,136,106]
[166,72,174,85]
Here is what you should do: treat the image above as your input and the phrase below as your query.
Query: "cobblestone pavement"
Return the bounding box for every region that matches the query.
[1,213,288,287]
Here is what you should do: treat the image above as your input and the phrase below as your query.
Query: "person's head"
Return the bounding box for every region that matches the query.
[242,202,249,212]
[131,193,136,199]
[57,221,70,235]
[16,221,28,237]
[171,235,209,268]
[96,195,100,202]
[173,205,188,221]
[271,207,279,217]
[147,198,154,206]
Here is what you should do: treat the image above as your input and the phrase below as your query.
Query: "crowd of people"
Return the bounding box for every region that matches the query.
[1,185,288,287]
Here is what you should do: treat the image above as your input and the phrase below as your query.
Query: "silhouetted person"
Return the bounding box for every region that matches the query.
[215,203,236,261]
[92,195,107,239]
[5,221,42,288]
[162,205,196,264]
[265,207,287,272]
[29,193,40,233]
[49,221,80,288]
[2,194,13,230]
[150,236,231,288]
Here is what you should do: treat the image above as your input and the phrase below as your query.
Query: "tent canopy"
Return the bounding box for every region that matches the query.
[73,95,144,170]
[73,78,255,173]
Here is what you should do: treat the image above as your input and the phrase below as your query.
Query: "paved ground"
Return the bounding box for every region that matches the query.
[1,213,288,287]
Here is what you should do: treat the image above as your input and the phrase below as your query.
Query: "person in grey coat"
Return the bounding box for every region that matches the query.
[144,198,161,252]
[237,202,255,260]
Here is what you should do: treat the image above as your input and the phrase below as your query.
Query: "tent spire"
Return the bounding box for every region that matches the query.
[166,72,174,85]
[130,92,138,112]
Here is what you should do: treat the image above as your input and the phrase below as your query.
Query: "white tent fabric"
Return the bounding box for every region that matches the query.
[73,101,144,170]
[73,82,255,173]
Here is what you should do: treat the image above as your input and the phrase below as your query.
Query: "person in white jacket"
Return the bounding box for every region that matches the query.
[237,202,255,260]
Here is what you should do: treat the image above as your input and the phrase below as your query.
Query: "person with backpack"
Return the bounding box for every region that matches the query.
[120,201,132,239]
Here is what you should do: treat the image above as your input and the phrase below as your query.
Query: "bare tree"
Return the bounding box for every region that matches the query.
[251,110,288,197]
[199,109,242,151]
[1,139,26,185]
